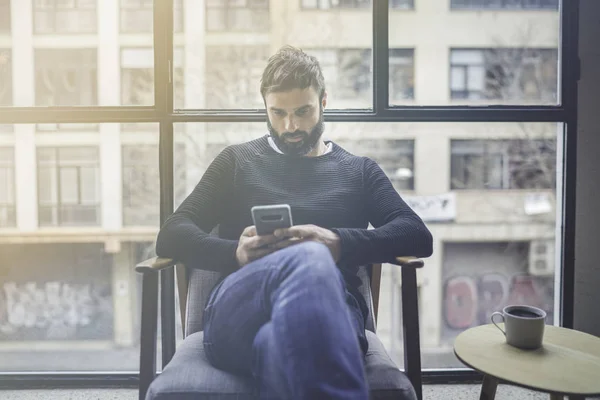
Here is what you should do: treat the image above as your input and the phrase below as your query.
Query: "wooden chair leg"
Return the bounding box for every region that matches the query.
[401,267,422,400]
[139,272,159,400]
[479,375,498,400]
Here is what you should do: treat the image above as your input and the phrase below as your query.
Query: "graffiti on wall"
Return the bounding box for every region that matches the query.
[443,272,554,333]
[0,281,113,341]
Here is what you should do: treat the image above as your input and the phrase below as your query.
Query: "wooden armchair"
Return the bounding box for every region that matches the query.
[135,255,425,400]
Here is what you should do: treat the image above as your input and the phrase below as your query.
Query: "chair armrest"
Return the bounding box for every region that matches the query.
[135,257,177,273]
[393,256,425,268]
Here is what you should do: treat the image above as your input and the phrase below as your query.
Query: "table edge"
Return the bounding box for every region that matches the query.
[452,348,600,397]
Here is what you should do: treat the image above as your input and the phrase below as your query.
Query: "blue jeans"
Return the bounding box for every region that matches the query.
[202,241,369,400]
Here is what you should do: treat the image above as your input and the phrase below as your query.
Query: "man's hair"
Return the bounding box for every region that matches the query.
[260,45,326,100]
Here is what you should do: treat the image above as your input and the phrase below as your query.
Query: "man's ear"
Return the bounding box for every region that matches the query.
[321,91,328,109]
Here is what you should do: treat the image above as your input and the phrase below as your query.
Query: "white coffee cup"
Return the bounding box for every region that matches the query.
[491,305,547,350]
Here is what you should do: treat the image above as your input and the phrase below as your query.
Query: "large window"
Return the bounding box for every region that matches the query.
[451,0,559,10]
[206,0,270,32]
[120,0,183,33]
[0,0,10,33]
[33,0,97,34]
[0,147,15,228]
[0,0,576,385]
[0,50,11,106]
[450,139,556,190]
[37,147,100,227]
[450,48,558,103]
[35,49,97,107]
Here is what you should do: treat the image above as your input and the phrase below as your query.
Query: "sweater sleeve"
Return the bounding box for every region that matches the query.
[155,147,239,273]
[332,157,433,267]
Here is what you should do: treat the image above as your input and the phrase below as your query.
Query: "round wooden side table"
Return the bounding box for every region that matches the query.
[454,324,600,400]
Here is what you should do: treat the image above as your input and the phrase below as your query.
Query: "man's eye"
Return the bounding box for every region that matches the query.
[296,109,308,116]
[274,111,285,117]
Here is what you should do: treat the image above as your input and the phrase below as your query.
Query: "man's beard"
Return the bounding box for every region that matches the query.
[268,112,325,157]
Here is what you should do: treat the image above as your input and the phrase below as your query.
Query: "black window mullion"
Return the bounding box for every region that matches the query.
[372,0,389,114]
[558,0,580,330]
[154,0,177,371]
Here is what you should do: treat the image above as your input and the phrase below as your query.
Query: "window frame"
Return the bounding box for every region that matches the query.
[0,0,579,388]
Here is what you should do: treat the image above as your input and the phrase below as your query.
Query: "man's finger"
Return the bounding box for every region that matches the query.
[274,225,314,239]
[248,233,281,249]
[241,225,257,237]
[269,237,308,250]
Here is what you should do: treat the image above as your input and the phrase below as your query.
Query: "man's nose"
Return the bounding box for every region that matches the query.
[284,116,298,132]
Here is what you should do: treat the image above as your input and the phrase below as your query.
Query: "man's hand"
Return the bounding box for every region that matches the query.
[272,224,341,262]
[236,225,290,267]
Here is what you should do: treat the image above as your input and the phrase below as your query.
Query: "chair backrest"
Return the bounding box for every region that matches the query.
[182,264,379,337]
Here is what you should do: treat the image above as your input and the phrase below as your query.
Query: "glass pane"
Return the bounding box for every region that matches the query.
[0,168,11,202]
[121,130,160,227]
[35,49,97,107]
[389,1,560,105]
[59,167,79,204]
[120,0,183,33]
[80,167,98,204]
[33,0,97,34]
[0,146,15,228]
[120,48,183,108]
[179,1,373,110]
[37,166,58,204]
[175,121,562,371]
[59,147,98,163]
[0,123,170,372]
[3,2,158,107]
[0,0,10,33]
[37,145,100,227]
[0,49,12,106]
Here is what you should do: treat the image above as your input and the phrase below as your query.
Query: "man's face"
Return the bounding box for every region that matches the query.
[265,87,327,156]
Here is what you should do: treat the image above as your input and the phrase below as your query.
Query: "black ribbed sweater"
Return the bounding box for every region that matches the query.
[156,135,433,323]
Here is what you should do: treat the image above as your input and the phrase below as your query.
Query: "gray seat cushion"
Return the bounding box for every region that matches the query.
[146,330,417,400]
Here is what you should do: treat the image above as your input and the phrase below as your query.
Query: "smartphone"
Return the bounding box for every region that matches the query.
[251,204,293,236]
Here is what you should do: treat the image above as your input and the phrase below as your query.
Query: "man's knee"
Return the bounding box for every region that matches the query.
[281,241,341,280]
[284,241,332,261]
